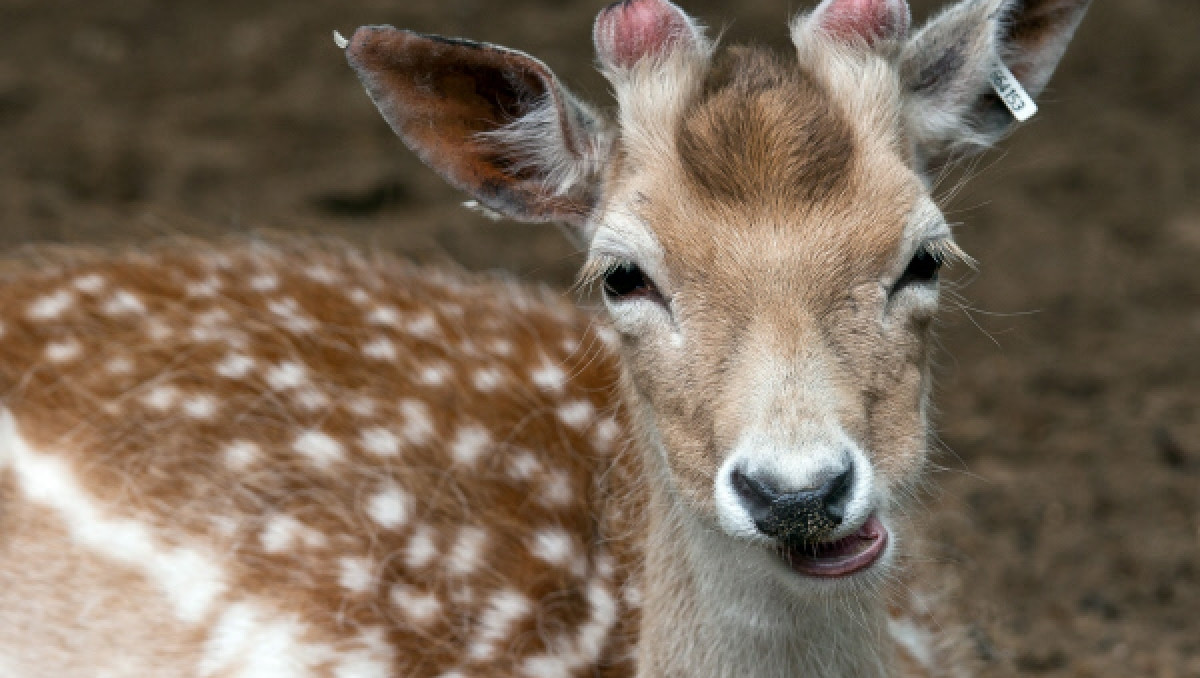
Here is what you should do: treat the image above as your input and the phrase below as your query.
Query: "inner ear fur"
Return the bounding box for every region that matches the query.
[345,26,607,228]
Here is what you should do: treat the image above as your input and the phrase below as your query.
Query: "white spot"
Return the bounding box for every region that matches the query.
[305,264,338,285]
[596,325,620,349]
[260,514,325,553]
[623,584,642,608]
[142,385,180,411]
[3,413,228,624]
[532,360,566,392]
[333,30,349,49]
[295,388,330,411]
[28,290,74,320]
[347,395,378,418]
[267,361,308,391]
[106,356,134,375]
[362,337,397,362]
[103,289,146,316]
[44,338,82,363]
[450,424,490,466]
[267,298,316,334]
[889,616,937,671]
[359,428,399,458]
[469,589,532,661]
[339,557,375,593]
[293,431,344,469]
[593,417,622,452]
[447,526,488,576]
[399,399,434,446]
[557,400,594,430]
[250,273,279,292]
[472,367,504,392]
[488,338,514,356]
[183,394,218,420]
[508,450,541,481]
[522,656,572,678]
[216,353,256,379]
[73,274,106,293]
[186,276,222,298]
[199,601,335,677]
[406,311,438,338]
[223,440,260,470]
[418,362,451,387]
[541,470,573,508]
[347,288,371,305]
[530,528,574,567]
[367,484,412,530]
[391,585,441,625]
[405,525,438,569]
[367,306,400,328]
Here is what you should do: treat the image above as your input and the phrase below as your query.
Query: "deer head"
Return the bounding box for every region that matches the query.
[343,0,1089,587]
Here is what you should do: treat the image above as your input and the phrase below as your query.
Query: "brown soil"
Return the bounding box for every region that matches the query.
[2,0,1197,675]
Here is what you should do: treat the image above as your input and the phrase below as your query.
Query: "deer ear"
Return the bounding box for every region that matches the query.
[345,26,607,231]
[900,0,1091,169]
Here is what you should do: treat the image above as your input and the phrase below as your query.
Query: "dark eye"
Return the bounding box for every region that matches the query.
[891,247,943,295]
[603,262,659,302]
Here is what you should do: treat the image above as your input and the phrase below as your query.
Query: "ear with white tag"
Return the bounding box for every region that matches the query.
[344,26,608,235]
[594,0,708,71]
[806,0,912,46]
[900,0,1091,170]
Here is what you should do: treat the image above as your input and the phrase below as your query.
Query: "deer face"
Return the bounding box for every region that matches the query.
[345,0,1090,582]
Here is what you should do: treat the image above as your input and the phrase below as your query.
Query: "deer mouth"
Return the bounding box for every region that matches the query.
[780,515,889,578]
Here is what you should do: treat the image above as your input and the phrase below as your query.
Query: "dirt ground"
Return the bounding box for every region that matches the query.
[2,0,1197,675]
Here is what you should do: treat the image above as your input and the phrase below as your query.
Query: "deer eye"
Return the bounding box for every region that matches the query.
[603,262,659,302]
[890,246,943,296]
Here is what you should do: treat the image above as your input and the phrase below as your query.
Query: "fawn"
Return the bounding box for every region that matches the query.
[0,0,1088,675]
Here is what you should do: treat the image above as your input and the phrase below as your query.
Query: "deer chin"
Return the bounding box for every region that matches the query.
[778,514,889,579]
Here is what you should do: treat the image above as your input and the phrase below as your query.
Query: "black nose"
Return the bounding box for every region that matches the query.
[732,466,854,545]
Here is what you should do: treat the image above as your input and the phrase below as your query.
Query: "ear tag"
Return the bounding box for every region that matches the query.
[989,61,1038,122]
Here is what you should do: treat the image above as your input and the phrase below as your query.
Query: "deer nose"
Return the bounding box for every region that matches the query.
[731,465,854,545]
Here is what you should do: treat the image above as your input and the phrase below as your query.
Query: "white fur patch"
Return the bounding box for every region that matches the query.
[531,360,567,392]
[359,427,400,457]
[399,399,435,446]
[27,289,74,320]
[293,430,344,468]
[391,585,442,625]
[3,411,228,623]
[405,525,439,570]
[339,557,375,593]
[450,424,490,466]
[447,526,488,576]
[469,589,532,660]
[215,352,256,379]
[44,338,82,363]
[367,484,412,530]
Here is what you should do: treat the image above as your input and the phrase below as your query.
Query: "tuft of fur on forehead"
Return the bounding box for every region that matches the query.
[609,31,910,210]
[677,47,860,207]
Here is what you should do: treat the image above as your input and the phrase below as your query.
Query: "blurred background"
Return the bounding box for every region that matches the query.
[1,0,1196,675]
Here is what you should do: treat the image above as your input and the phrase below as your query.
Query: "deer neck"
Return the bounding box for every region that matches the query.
[634,446,893,678]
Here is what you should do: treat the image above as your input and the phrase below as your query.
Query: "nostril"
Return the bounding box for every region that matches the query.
[731,468,778,522]
[820,467,854,524]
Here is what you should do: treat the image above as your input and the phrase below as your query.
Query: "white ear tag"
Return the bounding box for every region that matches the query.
[989,62,1038,122]
[333,30,349,49]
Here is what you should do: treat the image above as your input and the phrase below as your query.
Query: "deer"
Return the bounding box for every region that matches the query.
[0,0,1089,675]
